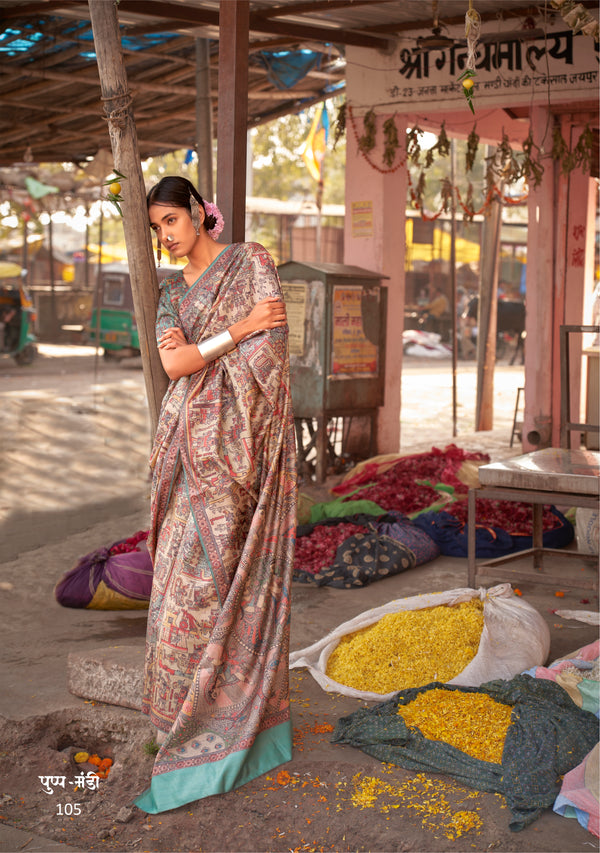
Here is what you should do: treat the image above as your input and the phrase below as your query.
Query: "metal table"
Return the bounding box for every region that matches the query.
[468,448,599,590]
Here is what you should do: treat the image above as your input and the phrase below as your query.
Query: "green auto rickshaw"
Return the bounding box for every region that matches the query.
[0,262,37,366]
[88,262,179,359]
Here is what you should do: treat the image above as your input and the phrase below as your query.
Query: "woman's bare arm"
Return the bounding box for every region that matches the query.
[157,296,287,380]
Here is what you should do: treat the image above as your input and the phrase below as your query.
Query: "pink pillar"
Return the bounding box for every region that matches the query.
[524,111,596,451]
[344,114,407,454]
[551,118,596,447]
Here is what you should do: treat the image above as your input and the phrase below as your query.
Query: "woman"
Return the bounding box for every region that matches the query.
[135,176,297,814]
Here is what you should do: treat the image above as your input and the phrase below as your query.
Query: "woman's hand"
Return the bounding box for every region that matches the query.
[247,296,287,331]
[158,326,188,350]
[230,297,286,344]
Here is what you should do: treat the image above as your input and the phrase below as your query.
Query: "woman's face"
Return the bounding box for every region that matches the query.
[148,203,201,257]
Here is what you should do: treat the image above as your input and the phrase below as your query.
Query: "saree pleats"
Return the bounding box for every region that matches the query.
[136,244,297,813]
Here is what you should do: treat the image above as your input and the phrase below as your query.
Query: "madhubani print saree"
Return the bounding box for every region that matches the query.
[135,243,297,814]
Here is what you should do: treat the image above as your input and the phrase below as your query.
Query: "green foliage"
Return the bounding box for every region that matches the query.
[250,104,346,206]
[143,738,160,756]
[248,103,346,260]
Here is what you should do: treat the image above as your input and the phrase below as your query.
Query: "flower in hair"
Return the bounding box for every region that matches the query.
[203,201,224,240]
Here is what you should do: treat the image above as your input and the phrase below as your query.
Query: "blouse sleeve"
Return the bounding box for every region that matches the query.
[154,282,182,343]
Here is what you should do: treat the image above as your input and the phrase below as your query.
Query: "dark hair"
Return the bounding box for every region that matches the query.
[146,176,217,232]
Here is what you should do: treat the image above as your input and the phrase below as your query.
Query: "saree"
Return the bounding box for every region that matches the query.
[135,243,297,814]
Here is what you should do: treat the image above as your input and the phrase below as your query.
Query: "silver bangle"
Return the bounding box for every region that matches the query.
[197,329,236,362]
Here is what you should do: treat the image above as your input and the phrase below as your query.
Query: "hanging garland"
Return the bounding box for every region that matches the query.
[339,103,592,221]
[407,170,446,221]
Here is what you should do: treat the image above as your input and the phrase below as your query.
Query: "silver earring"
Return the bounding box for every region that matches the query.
[189,193,202,236]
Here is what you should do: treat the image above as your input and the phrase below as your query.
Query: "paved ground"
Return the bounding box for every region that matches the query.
[0,345,597,853]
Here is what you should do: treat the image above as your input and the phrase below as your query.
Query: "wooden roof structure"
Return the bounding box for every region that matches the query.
[2,0,596,168]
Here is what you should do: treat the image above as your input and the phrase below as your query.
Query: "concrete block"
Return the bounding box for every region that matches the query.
[67,644,145,711]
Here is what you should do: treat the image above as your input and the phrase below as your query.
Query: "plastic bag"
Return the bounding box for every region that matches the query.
[575,507,599,555]
[289,583,550,701]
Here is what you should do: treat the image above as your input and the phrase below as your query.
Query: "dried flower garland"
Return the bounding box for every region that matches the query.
[338,102,592,220]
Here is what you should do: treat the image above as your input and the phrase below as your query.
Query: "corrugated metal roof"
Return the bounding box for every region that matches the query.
[0,1,597,166]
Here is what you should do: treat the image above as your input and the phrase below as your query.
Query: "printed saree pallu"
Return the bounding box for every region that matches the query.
[135,243,297,814]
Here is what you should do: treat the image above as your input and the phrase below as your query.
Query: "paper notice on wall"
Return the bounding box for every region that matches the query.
[351,201,373,238]
[281,281,307,356]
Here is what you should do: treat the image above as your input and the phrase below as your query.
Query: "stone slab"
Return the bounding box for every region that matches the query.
[67,644,145,711]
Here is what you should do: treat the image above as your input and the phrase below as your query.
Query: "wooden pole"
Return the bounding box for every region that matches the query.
[216,0,249,243]
[88,0,167,437]
[450,139,458,437]
[475,188,502,431]
[195,38,214,200]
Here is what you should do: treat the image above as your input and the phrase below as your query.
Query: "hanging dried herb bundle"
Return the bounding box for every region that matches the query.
[440,178,454,212]
[359,108,376,154]
[382,116,400,167]
[496,131,521,183]
[414,170,426,208]
[424,122,451,168]
[572,124,595,173]
[520,130,545,188]
[437,122,451,157]
[463,183,475,221]
[552,124,573,175]
[332,100,346,151]
[465,125,480,172]
[406,125,423,166]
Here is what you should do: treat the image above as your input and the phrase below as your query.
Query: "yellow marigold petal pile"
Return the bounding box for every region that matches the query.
[325,599,484,693]
[351,771,484,840]
[397,688,513,764]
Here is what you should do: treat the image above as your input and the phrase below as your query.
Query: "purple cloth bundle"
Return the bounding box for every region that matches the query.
[54,531,153,610]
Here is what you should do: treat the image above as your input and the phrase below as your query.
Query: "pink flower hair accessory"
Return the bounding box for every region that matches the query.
[204,201,224,240]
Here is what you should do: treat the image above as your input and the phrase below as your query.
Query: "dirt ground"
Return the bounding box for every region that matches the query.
[0,344,598,853]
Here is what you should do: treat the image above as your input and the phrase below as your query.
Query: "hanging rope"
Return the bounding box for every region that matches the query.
[464,0,481,71]
[459,1,481,112]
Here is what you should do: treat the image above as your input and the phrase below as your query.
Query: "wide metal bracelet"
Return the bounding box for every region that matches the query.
[197,329,236,362]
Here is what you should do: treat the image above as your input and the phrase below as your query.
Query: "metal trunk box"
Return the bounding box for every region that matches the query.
[277,260,388,481]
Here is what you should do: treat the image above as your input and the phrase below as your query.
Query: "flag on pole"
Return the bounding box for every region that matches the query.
[301,104,329,182]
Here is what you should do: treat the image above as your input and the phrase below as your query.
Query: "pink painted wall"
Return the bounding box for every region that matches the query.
[344,115,407,454]
[524,108,597,451]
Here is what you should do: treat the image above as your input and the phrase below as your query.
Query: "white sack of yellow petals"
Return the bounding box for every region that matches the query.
[326,599,483,693]
[289,583,550,701]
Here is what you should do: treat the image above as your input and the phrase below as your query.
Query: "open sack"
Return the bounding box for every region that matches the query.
[289,583,551,702]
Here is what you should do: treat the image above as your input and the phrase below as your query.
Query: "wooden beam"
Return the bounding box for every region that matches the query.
[107,0,389,48]
[253,0,396,18]
[217,1,249,244]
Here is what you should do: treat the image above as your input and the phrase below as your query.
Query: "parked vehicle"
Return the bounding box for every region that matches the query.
[460,297,525,363]
[87,262,179,359]
[0,262,37,365]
